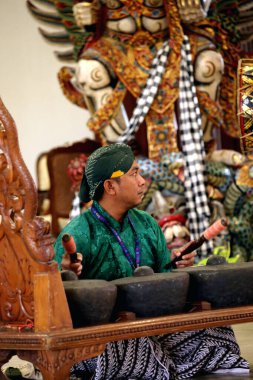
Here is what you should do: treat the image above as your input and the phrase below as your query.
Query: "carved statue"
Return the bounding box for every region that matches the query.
[27,0,251,157]
[27,1,253,259]
[60,0,226,158]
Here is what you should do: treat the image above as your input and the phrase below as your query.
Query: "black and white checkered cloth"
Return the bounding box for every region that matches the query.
[118,35,212,258]
[117,41,171,143]
[179,35,212,257]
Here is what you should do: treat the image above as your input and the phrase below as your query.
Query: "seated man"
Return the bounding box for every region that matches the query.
[54,143,249,380]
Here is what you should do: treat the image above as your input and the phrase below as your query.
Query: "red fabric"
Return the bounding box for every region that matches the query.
[158,214,186,227]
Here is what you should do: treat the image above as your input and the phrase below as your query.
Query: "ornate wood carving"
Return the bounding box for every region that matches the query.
[18,345,105,380]
[0,99,72,332]
[0,99,56,323]
[238,59,253,153]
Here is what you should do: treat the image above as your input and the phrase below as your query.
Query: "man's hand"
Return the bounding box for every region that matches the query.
[171,242,196,268]
[61,252,83,276]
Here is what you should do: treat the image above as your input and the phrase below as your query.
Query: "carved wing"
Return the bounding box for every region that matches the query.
[208,0,253,54]
[27,0,96,108]
[26,0,96,62]
[236,0,253,54]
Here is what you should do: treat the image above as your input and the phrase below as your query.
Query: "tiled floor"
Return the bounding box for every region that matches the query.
[193,322,253,379]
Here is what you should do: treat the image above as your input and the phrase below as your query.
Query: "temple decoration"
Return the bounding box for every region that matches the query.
[27,0,253,157]
[26,0,253,260]
[238,59,253,153]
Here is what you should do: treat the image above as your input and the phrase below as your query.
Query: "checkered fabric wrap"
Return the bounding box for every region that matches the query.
[117,35,212,258]
[179,35,212,258]
[118,41,170,143]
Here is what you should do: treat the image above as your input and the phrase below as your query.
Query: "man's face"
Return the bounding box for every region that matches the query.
[113,161,146,209]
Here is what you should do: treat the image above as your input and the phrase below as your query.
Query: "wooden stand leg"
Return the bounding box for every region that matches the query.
[18,345,105,380]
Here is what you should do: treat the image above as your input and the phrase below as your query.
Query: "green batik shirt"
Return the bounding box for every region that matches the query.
[54,201,172,281]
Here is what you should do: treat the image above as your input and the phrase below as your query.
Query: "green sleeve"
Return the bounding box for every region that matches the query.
[142,212,172,272]
[154,219,172,272]
[54,232,67,269]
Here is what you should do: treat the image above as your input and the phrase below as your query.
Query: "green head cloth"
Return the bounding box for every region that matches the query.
[79,143,135,202]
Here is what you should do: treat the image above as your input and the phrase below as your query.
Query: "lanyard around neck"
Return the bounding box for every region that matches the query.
[91,204,141,269]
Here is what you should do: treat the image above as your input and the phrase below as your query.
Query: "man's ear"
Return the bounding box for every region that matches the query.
[104,179,116,195]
